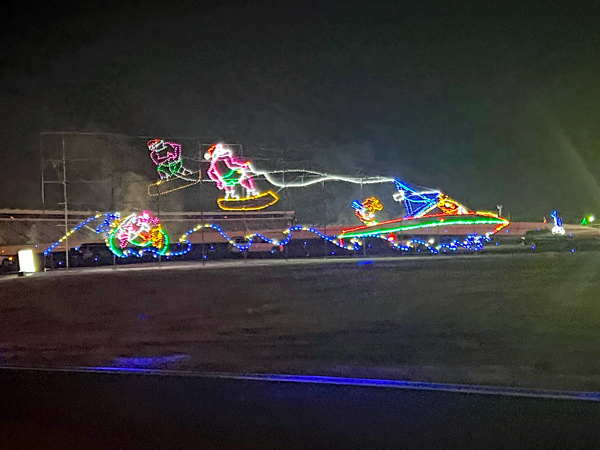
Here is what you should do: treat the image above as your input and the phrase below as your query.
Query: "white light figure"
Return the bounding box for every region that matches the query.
[392,190,405,202]
[551,210,565,235]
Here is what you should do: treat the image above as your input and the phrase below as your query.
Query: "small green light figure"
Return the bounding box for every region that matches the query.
[581,215,595,226]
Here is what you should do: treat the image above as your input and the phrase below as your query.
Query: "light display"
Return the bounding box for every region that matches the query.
[148,140,194,180]
[340,179,508,251]
[392,180,469,218]
[205,143,279,210]
[141,140,502,245]
[352,197,383,225]
[43,211,499,262]
[205,144,256,197]
[551,210,565,235]
[147,139,200,196]
[202,142,396,210]
[42,150,508,259]
[393,180,441,218]
[103,211,170,258]
[340,213,508,238]
[146,141,398,208]
[581,215,594,226]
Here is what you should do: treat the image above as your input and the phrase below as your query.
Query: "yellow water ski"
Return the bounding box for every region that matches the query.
[217,190,279,211]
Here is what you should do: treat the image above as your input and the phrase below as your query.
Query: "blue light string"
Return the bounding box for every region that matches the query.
[43,214,103,256]
[177,224,362,255]
[385,233,492,254]
[95,213,120,235]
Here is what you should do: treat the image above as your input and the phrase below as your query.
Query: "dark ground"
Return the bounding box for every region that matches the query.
[1,367,600,450]
[1,253,600,390]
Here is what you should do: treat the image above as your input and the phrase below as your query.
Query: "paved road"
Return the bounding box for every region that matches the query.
[1,367,599,449]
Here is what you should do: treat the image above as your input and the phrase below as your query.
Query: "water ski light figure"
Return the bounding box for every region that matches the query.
[205,143,279,211]
[106,211,170,257]
[147,139,200,196]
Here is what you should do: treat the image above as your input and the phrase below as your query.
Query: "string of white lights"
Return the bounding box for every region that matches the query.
[248,166,397,188]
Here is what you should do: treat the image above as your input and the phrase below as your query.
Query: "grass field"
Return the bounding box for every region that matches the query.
[1,253,600,390]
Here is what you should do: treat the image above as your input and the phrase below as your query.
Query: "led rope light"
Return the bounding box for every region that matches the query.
[384,233,493,254]
[43,214,104,256]
[147,139,200,196]
[148,139,196,181]
[217,190,280,211]
[249,166,396,188]
[44,213,363,259]
[340,215,509,239]
[177,224,362,253]
[44,214,501,259]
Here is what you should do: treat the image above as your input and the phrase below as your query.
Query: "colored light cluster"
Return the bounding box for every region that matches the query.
[340,181,507,253]
[43,214,103,256]
[146,139,201,197]
[176,222,497,256]
[206,144,258,197]
[393,180,442,218]
[437,195,469,215]
[352,197,383,226]
[392,180,470,219]
[105,211,170,258]
[203,143,280,211]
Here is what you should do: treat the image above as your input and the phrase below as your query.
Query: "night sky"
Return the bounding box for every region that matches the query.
[1,0,599,221]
